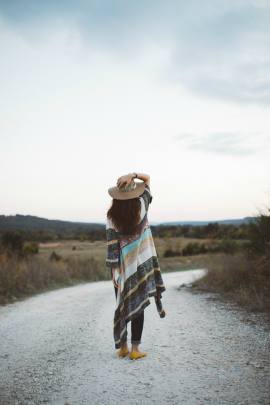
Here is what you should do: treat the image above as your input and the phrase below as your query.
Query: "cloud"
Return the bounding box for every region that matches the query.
[174,132,269,156]
[0,0,270,103]
[165,2,270,105]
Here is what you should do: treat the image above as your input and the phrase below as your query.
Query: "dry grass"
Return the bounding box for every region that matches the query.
[38,237,210,273]
[0,237,206,305]
[154,236,214,255]
[38,237,208,257]
[3,238,269,311]
[191,253,270,312]
[0,250,108,305]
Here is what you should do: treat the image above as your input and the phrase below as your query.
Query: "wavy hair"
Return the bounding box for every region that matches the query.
[107,197,141,235]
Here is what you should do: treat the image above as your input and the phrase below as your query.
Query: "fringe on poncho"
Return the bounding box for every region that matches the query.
[106,184,166,349]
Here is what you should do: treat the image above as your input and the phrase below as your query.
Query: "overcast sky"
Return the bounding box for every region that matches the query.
[0,0,269,223]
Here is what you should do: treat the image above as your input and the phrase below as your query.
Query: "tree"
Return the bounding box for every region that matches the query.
[248,209,270,255]
[1,231,24,257]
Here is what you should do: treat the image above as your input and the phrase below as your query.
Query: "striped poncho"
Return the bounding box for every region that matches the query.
[106,184,166,349]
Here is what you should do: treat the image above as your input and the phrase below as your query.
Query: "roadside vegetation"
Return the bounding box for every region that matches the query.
[0,233,108,305]
[191,209,270,312]
[0,212,269,311]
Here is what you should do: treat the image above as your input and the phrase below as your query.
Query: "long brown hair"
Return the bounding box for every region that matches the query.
[107,198,141,235]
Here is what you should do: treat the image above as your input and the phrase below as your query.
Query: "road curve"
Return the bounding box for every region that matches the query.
[0,270,269,405]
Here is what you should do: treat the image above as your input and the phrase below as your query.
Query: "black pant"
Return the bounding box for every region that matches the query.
[113,285,144,345]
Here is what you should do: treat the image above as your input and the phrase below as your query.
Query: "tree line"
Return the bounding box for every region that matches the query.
[0,221,253,246]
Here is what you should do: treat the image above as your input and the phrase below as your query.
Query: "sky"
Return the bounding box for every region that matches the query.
[0,0,269,223]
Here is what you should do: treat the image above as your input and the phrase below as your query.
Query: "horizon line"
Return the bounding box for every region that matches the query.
[0,212,254,225]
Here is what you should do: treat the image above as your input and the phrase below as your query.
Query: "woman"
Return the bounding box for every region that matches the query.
[106,172,166,360]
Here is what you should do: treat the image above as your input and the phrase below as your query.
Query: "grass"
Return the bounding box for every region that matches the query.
[3,237,265,310]
[191,253,270,313]
[0,237,208,305]
[38,237,211,273]
[0,241,109,305]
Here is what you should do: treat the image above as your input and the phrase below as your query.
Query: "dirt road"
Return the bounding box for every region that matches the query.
[0,270,269,405]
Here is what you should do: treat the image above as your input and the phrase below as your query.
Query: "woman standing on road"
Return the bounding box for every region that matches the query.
[106,172,166,360]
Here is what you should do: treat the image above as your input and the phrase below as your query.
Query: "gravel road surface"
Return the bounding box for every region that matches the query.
[0,269,269,405]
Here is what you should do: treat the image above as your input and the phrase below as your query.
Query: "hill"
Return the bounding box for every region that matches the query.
[0,214,104,232]
[0,214,255,232]
[156,217,255,226]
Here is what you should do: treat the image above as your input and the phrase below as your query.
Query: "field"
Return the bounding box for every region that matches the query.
[0,236,212,305]
[3,234,268,311]
[38,236,212,273]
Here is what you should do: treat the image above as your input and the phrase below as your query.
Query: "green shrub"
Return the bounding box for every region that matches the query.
[182,242,207,256]
[23,242,39,255]
[248,209,270,255]
[1,231,24,257]
[209,239,239,254]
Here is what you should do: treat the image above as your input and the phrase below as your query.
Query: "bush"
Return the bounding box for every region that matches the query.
[182,242,207,256]
[23,242,39,256]
[209,239,239,254]
[248,209,270,255]
[1,231,24,257]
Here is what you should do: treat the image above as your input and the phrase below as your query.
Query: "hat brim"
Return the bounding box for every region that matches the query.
[108,181,145,200]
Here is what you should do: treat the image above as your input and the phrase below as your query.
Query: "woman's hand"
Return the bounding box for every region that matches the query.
[117,173,134,189]
[117,172,150,188]
[112,268,119,288]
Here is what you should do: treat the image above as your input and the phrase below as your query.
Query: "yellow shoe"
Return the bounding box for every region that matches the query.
[117,347,130,358]
[129,350,147,360]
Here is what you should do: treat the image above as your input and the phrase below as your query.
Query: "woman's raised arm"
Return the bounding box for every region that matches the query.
[134,173,150,186]
[117,172,150,188]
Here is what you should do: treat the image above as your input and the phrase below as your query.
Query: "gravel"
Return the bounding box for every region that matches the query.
[0,269,269,405]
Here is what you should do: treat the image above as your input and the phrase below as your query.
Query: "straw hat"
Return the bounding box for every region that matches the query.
[108,180,145,200]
